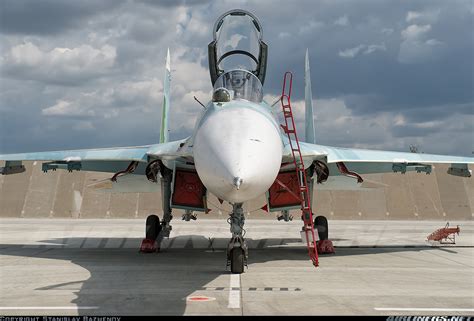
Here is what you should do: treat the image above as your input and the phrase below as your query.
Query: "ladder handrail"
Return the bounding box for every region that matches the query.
[280,71,319,267]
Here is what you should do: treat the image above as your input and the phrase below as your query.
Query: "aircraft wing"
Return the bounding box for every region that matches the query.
[292,142,474,177]
[0,138,192,175]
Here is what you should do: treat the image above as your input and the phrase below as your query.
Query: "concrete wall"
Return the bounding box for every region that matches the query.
[0,161,472,220]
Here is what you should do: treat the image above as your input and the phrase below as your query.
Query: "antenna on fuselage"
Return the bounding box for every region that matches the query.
[194,96,206,109]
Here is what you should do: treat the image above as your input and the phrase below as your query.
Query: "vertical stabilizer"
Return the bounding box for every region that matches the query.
[160,48,171,143]
[305,49,316,144]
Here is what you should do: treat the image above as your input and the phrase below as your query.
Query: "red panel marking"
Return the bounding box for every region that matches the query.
[172,169,207,209]
[267,171,301,209]
[186,296,216,302]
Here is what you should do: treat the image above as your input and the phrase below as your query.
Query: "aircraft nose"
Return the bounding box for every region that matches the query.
[193,106,282,203]
[233,177,243,190]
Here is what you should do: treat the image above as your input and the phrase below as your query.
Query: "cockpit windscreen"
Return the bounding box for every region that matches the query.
[213,69,263,103]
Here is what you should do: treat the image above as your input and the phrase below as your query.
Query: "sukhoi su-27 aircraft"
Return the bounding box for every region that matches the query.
[1,10,473,273]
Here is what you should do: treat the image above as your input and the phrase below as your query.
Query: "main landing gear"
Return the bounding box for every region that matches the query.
[140,163,173,253]
[314,215,335,254]
[227,203,248,274]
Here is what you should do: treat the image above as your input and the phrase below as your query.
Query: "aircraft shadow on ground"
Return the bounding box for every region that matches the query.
[0,236,447,315]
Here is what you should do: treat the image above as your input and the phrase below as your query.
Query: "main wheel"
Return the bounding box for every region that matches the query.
[145,214,162,240]
[314,216,329,240]
[230,248,245,274]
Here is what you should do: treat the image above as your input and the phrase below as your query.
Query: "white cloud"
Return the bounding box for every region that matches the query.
[401,24,431,41]
[42,99,96,117]
[406,9,440,24]
[223,34,247,50]
[299,19,325,34]
[334,15,350,26]
[278,32,290,39]
[338,45,365,58]
[41,78,164,118]
[398,24,445,63]
[364,43,387,54]
[38,45,211,141]
[2,42,116,84]
[339,43,386,58]
[73,121,95,131]
[425,39,443,46]
[406,11,421,22]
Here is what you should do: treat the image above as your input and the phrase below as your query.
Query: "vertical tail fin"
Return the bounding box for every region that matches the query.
[305,49,316,144]
[160,48,171,143]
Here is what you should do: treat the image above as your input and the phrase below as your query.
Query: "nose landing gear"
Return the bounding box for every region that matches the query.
[226,203,248,273]
[277,209,293,222]
[182,210,197,221]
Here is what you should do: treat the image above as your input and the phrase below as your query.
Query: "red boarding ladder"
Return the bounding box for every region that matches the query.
[427,222,460,244]
[280,72,319,267]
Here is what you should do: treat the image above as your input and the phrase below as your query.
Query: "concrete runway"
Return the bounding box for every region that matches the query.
[0,219,473,315]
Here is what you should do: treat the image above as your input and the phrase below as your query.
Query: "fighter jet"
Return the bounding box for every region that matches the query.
[1,9,473,273]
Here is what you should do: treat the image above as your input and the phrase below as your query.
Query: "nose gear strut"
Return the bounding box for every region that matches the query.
[226,203,248,273]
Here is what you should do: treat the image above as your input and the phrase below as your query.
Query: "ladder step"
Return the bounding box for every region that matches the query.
[280,71,320,268]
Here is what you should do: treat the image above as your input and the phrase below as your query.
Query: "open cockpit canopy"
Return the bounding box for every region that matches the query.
[208,9,267,86]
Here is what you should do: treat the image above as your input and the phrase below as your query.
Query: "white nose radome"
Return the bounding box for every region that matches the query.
[193,107,282,203]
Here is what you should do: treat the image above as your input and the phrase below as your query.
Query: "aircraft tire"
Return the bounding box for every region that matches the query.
[145,214,161,240]
[230,248,245,274]
[314,216,329,240]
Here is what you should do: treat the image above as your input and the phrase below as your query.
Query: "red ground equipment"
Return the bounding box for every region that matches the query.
[140,238,158,253]
[427,222,460,244]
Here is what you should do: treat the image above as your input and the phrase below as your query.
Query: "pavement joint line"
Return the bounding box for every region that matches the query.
[374,308,474,312]
[203,287,301,292]
[421,247,474,268]
[0,307,98,310]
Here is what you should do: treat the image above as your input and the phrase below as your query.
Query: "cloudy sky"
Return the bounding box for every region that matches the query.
[0,0,472,156]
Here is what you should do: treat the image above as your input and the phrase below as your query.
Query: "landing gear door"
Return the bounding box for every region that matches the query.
[170,163,209,212]
[208,9,268,86]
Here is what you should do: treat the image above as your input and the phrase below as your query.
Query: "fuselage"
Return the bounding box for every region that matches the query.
[193,99,283,204]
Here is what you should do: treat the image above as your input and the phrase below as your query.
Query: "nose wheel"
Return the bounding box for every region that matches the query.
[229,246,246,274]
[226,203,248,273]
